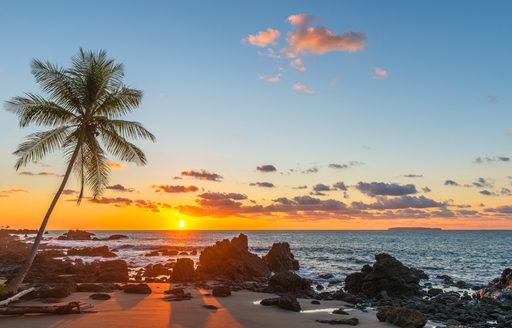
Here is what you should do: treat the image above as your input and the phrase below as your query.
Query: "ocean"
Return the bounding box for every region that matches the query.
[42,230,512,288]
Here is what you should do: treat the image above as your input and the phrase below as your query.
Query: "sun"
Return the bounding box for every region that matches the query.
[178,220,186,229]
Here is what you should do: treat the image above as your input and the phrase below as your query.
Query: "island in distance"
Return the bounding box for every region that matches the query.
[388,227,442,231]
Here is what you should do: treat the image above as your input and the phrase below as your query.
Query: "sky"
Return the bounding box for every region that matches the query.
[1,1,512,230]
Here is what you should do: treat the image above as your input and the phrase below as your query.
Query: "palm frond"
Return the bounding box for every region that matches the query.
[13,126,71,170]
[93,87,143,118]
[82,131,110,198]
[100,128,148,165]
[96,118,155,141]
[5,94,77,128]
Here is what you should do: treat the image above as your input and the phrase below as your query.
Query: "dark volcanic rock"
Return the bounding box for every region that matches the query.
[123,283,152,294]
[67,246,117,257]
[195,234,270,280]
[260,295,301,312]
[27,281,77,299]
[212,286,231,297]
[96,260,129,282]
[315,318,359,326]
[57,230,95,240]
[171,258,195,282]
[263,242,299,273]
[345,253,425,297]
[491,268,512,289]
[93,234,128,241]
[163,288,192,301]
[376,306,427,328]
[90,293,111,300]
[144,263,171,277]
[265,271,314,297]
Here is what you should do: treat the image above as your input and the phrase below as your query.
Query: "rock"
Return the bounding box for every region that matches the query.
[265,271,313,296]
[67,246,117,257]
[260,295,301,312]
[163,288,192,301]
[195,234,270,280]
[171,258,195,282]
[57,230,95,240]
[161,249,179,256]
[93,234,128,241]
[345,253,425,298]
[316,284,324,291]
[164,288,185,296]
[263,242,299,273]
[90,293,111,300]
[491,268,512,289]
[123,283,152,294]
[96,260,129,282]
[376,306,427,328]
[145,250,161,256]
[212,286,231,297]
[319,273,334,279]
[144,263,171,277]
[311,300,321,305]
[28,281,77,299]
[427,288,443,297]
[333,308,349,315]
[77,283,115,292]
[315,318,359,325]
[203,304,218,310]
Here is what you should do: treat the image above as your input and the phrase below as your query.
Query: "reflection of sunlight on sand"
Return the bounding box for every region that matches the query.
[201,289,243,328]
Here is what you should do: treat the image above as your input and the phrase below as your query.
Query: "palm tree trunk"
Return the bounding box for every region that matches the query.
[6,144,81,293]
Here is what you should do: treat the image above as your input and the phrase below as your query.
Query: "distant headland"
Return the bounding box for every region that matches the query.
[388,227,442,231]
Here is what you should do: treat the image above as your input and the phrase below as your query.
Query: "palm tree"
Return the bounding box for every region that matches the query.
[5,49,155,293]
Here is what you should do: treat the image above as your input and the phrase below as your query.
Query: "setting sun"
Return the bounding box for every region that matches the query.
[178,220,186,229]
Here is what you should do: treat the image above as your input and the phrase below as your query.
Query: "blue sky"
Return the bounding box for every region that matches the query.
[1,1,512,229]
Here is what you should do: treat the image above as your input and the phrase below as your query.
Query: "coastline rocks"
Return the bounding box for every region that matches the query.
[212,286,231,297]
[491,268,512,289]
[93,234,129,241]
[263,242,299,273]
[77,283,116,292]
[479,268,512,306]
[171,258,195,282]
[26,281,77,299]
[163,288,193,301]
[67,246,117,257]
[376,306,427,328]
[96,260,129,282]
[260,295,301,312]
[265,271,314,297]
[123,283,152,294]
[315,318,359,326]
[57,230,95,240]
[90,293,111,300]
[143,263,171,277]
[345,253,425,297]
[195,234,270,280]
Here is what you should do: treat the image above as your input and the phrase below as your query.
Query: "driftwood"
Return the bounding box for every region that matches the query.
[0,287,36,307]
[0,301,93,315]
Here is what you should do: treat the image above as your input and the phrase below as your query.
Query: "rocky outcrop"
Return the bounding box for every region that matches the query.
[263,242,299,273]
[123,283,152,294]
[265,271,314,297]
[260,295,301,312]
[316,318,359,326]
[212,286,231,297]
[143,263,171,277]
[171,258,195,282]
[95,260,129,282]
[26,281,77,299]
[93,234,128,241]
[376,307,427,328]
[90,293,111,300]
[67,246,117,257]
[57,230,95,240]
[195,234,270,280]
[345,253,426,297]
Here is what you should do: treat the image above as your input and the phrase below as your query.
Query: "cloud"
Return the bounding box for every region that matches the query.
[62,189,77,195]
[352,195,445,210]
[472,177,494,189]
[474,156,510,164]
[106,162,125,170]
[250,182,275,188]
[290,58,305,72]
[19,171,63,177]
[152,185,199,193]
[444,180,459,186]
[484,205,512,214]
[333,181,348,191]
[312,184,332,192]
[373,67,388,79]
[244,28,280,47]
[293,83,315,94]
[293,185,308,189]
[259,74,281,83]
[301,166,319,174]
[89,197,171,213]
[198,192,247,201]
[328,161,364,169]
[356,182,417,197]
[0,188,28,197]
[181,170,223,182]
[480,190,495,196]
[257,165,277,172]
[106,184,135,193]
[403,174,423,178]
[284,14,366,56]
[422,187,432,193]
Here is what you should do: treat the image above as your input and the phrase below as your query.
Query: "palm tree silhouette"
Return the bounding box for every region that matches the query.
[5,48,155,292]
